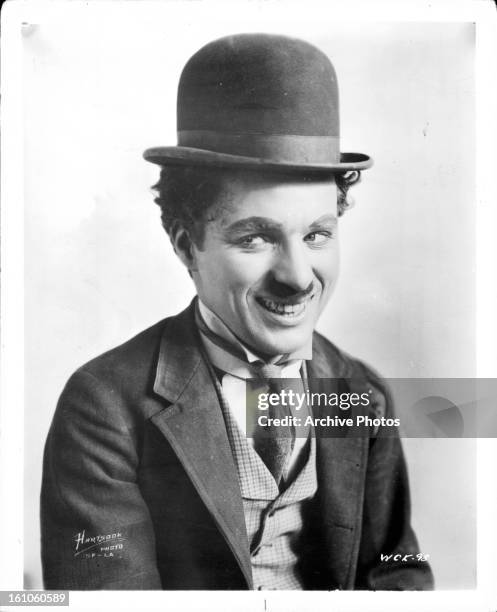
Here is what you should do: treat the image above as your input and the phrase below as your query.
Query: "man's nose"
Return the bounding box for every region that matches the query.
[271,240,314,293]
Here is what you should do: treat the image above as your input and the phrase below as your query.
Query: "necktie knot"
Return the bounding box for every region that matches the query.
[253,361,285,381]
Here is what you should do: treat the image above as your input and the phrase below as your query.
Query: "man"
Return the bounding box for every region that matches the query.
[41,33,433,590]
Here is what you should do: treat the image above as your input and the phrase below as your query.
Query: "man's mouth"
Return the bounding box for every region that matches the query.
[256,295,314,317]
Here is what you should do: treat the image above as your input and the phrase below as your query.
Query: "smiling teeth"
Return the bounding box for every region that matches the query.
[259,298,307,316]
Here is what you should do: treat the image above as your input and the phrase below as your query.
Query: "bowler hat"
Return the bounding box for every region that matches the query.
[143,33,372,172]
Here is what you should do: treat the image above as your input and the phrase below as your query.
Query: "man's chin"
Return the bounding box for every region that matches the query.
[248,328,313,359]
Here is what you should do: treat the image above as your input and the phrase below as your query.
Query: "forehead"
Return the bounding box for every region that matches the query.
[212,171,338,226]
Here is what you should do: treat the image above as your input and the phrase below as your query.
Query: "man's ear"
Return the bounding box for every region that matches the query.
[169,224,198,272]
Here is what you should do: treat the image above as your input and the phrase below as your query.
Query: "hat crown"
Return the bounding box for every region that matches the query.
[143,33,372,172]
[177,33,339,138]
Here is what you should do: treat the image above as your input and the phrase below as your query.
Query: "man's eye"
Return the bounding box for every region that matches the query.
[304,231,333,245]
[239,234,267,247]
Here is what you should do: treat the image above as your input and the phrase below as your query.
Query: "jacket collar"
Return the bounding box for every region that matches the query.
[152,301,204,403]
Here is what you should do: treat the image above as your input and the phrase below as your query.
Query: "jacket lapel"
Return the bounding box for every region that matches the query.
[307,337,368,589]
[150,302,253,588]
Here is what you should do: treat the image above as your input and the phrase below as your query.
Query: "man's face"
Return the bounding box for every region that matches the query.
[190,173,339,357]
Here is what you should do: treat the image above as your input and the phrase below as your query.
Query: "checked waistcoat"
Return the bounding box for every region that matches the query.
[207,361,318,590]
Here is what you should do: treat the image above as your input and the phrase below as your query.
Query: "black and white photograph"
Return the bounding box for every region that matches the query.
[1,1,496,611]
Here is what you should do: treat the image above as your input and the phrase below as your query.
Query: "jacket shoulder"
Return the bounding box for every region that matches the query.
[53,308,195,432]
[76,317,168,384]
[58,302,196,413]
[75,301,196,383]
[311,331,391,419]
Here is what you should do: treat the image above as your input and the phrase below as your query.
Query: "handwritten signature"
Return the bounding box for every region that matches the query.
[73,529,126,557]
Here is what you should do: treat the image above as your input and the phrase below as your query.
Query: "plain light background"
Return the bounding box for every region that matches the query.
[21,6,475,590]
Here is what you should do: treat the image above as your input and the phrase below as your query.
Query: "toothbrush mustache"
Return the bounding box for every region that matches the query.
[263,281,315,304]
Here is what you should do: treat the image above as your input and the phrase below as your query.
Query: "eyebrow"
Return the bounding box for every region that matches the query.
[223,217,283,233]
[308,214,338,230]
[224,213,338,234]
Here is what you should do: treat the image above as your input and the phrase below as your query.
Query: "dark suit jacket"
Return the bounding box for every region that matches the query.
[41,301,434,590]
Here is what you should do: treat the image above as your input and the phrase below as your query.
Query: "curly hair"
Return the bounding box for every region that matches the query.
[152,165,361,247]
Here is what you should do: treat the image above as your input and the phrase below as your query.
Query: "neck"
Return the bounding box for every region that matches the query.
[196,298,312,364]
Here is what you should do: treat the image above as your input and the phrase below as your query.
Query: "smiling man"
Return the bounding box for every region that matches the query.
[173,171,339,356]
[41,33,434,590]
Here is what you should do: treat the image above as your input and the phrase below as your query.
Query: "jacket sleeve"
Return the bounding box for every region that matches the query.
[354,375,434,590]
[41,369,162,590]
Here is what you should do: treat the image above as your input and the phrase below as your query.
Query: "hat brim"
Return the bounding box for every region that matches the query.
[143,146,373,172]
